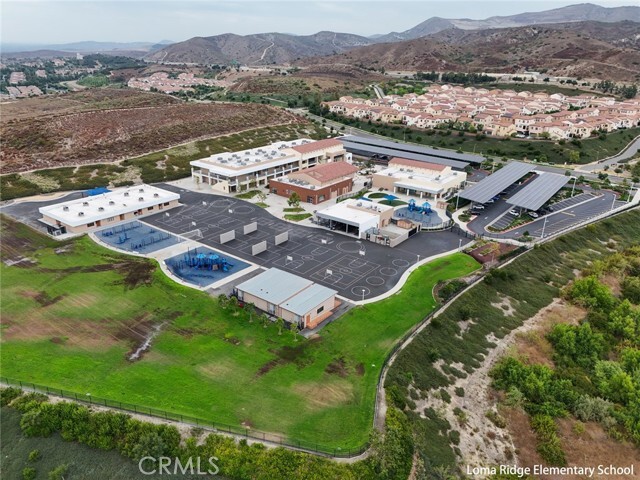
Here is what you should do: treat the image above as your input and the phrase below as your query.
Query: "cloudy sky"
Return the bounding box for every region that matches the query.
[2,0,635,45]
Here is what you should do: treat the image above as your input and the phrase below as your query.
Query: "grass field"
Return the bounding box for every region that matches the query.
[0,216,479,450]
[1,408,211,480]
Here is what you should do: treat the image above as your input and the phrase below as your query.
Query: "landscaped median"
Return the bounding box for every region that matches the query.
[0,215,479,453]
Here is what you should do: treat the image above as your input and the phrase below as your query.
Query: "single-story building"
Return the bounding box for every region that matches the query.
[234,268,338,329]
[315,198,394,238]
[38,184,180,236]
[268,161,358,204]
[372,157,466,200]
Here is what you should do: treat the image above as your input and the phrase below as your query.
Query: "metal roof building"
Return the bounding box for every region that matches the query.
[235,268,337,330]
[339,135,484,164]
[506,173,570,211]
[337,136,473,170]
[459,161,535,204]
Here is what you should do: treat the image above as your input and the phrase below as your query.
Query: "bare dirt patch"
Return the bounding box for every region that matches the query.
[1,93,301,173]
[325,357,348,377]
[255,337,322,377]
[600,273,622,297]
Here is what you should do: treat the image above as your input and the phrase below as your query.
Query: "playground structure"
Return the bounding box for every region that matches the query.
[407,199,432,215]
[172,247,234,272]
[165,247,250,288]
[98,221,182,254]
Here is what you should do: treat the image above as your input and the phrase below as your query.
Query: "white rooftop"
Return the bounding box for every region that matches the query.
[190,139,314,175]
[39,184,180,227]
[381,167,466,194]
[316,198,392,227]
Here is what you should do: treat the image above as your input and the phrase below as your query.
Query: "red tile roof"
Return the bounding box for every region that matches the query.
[291,138,343,154]
[389,157,446,172]
[292,161,358,183]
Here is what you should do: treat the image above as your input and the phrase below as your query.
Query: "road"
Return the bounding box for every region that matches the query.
[577,135,640,173]
[371,84,385,99]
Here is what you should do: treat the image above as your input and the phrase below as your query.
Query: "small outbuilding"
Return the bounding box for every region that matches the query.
[234,268,338,329]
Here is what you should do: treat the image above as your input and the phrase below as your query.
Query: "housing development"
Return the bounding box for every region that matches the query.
[1,2,640,480]
[325,84,640,139]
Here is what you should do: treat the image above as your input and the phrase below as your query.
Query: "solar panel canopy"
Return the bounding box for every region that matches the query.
[507,173,570,211]
[459,161,535,204]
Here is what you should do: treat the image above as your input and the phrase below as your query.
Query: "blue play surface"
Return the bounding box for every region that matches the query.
[165,247,250,287]
[97,221,182,253]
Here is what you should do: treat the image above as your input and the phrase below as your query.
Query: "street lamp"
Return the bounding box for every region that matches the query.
[361,289,366,302]
[540,215,548,239]
[458,238,463,251]
[571,176,577,197]
[416,254,420,264]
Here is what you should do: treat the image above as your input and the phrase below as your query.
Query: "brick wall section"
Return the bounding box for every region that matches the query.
[269,178,354,204]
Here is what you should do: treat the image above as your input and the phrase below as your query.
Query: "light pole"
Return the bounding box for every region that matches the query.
[416,254,420,264]
[540,215,548,239]
[361,289,365,302]
[458,238,463,251]
[571,176,577,197]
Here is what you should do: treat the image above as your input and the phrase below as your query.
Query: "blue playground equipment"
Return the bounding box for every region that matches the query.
[172,248,234,273]
[129,229,172,251]
[100,222,141,237]
[408,199,432,215]
[384,194,399,201]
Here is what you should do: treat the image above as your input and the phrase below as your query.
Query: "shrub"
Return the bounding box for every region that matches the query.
[572,395,614,423]
[0,387,23,406]
[530,414,566,466]
[48,464,69,480]
[28,449,41,462]
[22,467,37,480]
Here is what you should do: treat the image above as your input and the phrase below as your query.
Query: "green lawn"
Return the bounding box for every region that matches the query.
[283,213,312,221]
[235,190,261,199]
[0,217,479,450]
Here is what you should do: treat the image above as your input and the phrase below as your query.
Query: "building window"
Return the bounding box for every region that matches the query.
[318,195,325,202]
[87,222,95,227]
[147,206,154,211]
[106,217,115,222]
[316,305,325,315]
[268,303,276,314]
[163,202,170,206]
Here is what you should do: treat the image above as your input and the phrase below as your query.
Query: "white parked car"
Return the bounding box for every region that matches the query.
[528,211,539,218]
[508,209,519,215]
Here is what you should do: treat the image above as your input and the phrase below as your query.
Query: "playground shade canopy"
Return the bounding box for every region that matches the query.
[339,135,483,165]
[506,173,570,211]
[85,187,111,196]
[459,161,535,204]
[338,137,469,170]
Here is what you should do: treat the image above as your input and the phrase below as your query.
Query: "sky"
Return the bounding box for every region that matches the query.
[1,0,636,46]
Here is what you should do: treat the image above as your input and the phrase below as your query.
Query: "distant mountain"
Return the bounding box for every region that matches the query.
[144,31,372,65]
[373,3,640,43]
[300,21,640,83]
[1,40,174,54]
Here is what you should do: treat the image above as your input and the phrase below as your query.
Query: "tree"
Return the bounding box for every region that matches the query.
[245,302,256,323]
[228,295,239,316]
[287,192,301,208]
[567,150,581,164]
[276,317,285,335]
[261,313,270,328]
[290,320,299,341]
[217,294,229,310]
[256,191,267,203]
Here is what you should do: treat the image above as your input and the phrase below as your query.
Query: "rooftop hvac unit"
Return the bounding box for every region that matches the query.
[217,157,223,160]
[82,201,89,206]
[139,188,144,193]
[124,192,130,197]
[309,185,316,190]
[78,212,85,216]
[400,168,405,171]
[98,207,104,211]
[409,176,413,179]
[281,153,286,157]
[108,201,115,205]
[153,193,159,198]
[138,197,144,201]
[62,206,69,211]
